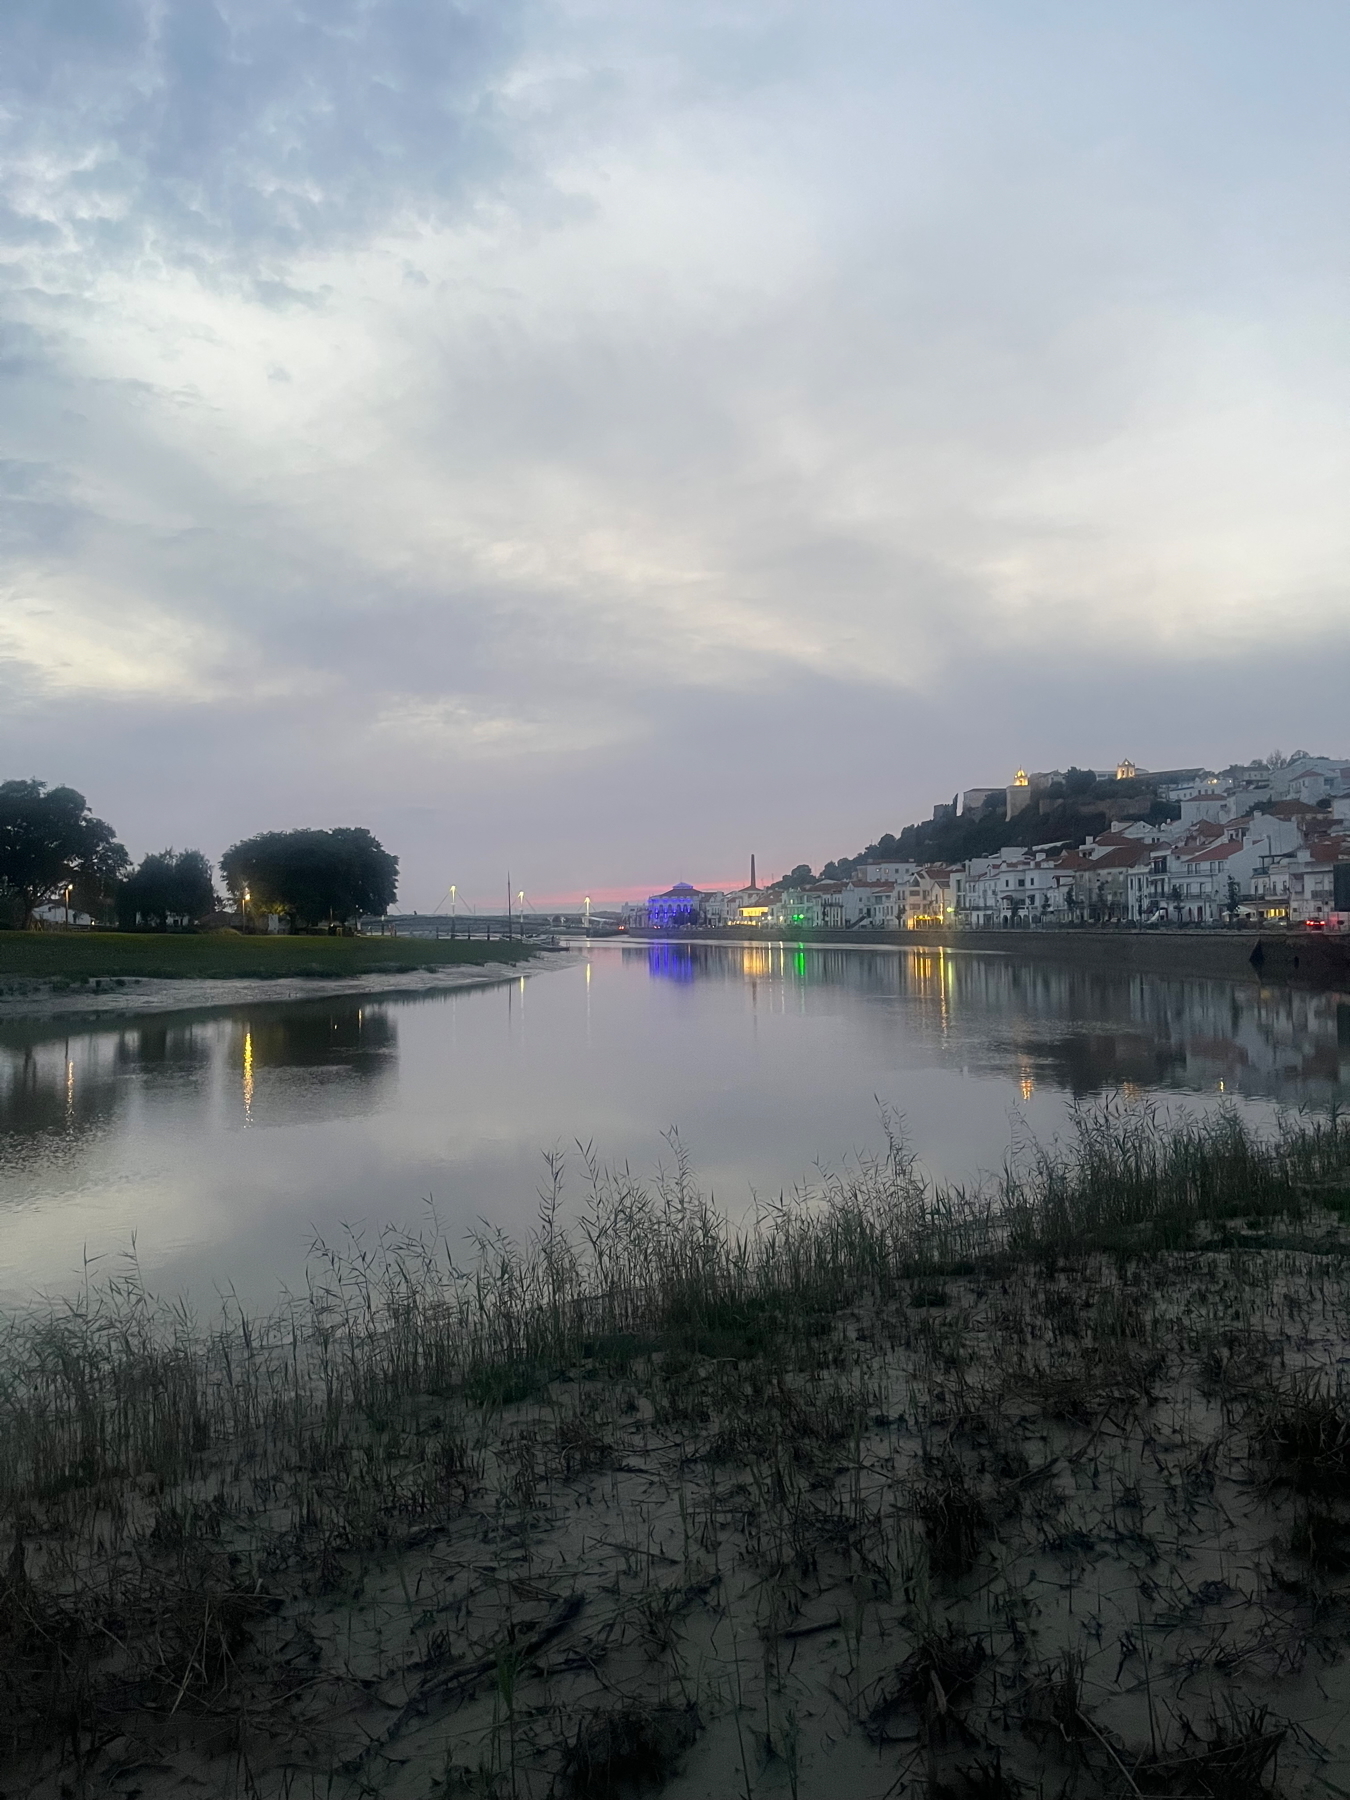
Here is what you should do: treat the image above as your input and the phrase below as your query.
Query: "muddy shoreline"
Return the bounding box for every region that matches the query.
[0,952,573,1027]
[5,1105,1350,1797]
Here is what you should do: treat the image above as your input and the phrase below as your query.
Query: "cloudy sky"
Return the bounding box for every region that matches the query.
[3,1,1349,907]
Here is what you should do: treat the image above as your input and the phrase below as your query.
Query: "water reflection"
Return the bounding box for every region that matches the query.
[646,943,698,983]
[0,1001,399,1156]
[227,1005,397,1127]
[621,943,1350,1104]
[0,1020,212,1157]
[0,948,1345,1304]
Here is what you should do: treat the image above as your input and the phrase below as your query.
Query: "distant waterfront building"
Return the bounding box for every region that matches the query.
[1116,759,1137,781]
[646,883,707,928]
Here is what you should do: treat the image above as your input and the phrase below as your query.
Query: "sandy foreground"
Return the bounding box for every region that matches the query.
[9,1225,1350,1797]
[0,955,571,1024]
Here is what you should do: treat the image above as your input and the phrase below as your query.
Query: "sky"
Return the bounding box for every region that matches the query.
[2,1,1349,910]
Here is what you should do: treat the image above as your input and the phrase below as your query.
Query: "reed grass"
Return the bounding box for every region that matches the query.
[2,1101,1346,1521]
[2,1097,1349,1791]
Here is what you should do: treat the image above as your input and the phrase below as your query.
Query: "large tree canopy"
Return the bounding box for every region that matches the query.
[220,828,398,928]
[0,780,129,927]
[117,849,217,931]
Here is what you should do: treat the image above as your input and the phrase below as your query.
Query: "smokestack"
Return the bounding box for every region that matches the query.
[750,853,757,890]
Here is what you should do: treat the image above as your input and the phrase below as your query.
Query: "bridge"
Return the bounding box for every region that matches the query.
[359,913,623,940]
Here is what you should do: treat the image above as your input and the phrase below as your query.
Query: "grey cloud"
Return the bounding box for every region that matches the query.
[1,1,1348,903]
[0,457,90,556]
[3,0,527,271]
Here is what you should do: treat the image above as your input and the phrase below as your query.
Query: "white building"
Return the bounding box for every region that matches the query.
[959,850,1071,928]
[859,860,919,884]
[849,879,902,927]
[1285,838,1350,925]
[800,881,847,927]
[1178,794,1242,829]
[1173,839,1249,924]
[31,901,94,927]
[1268,755,1350,803]
[902,866,966,928]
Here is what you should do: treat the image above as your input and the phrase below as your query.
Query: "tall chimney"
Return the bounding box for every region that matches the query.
[750,853,757,890]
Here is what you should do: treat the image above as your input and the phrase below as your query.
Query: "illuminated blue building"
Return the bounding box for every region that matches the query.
[646,882,706,928]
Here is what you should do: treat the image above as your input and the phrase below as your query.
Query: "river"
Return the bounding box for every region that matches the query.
[1,940,1346,1306]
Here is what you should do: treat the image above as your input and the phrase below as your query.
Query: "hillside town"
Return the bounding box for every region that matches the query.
[627,753,1350,933]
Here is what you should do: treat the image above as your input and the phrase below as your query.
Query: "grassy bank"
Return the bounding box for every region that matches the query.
[0,928,535,984]
[4,1103,1350,1796]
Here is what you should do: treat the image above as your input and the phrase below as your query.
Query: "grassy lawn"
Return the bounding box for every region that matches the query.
[0,929,535,982]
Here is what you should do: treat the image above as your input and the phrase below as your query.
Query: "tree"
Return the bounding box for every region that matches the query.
[771,863,814,889]
[0,780,129,928]
[117,849,217,930]
[220,827,398,930]
[1063,766,1097,797]
[1224,876,1242,923]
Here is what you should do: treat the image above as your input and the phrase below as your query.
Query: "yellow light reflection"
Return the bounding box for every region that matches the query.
[1020,1075,1035,1101]
[242,1029,254,1125]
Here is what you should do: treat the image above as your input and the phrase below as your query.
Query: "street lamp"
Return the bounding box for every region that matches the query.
[450,885,457,939]
[242,886,251,933]
[584,895,591,931]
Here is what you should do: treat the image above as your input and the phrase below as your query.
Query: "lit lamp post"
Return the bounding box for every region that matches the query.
[450,885,456,940]
[241,886,251,933]
[584,895,591,932]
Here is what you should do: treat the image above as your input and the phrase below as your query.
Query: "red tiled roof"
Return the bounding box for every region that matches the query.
[1102,847,1151,868]
[1183,840,1247,865]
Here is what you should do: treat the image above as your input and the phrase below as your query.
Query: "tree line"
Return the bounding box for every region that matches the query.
[0,780,398,932]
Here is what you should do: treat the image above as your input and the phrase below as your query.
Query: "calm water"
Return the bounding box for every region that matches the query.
[1,942,1346,1306]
